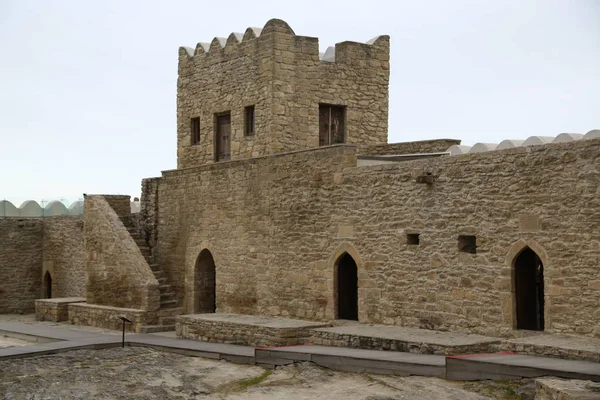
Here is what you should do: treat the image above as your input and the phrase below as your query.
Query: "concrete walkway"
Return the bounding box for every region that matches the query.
[1,321,600,382]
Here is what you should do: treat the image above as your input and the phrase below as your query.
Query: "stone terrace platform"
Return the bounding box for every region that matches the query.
[176,313,330,347]
[311,324,502,355]
[506,333,600,363]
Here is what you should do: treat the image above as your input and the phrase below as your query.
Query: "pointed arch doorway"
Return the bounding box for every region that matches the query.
[336,253,358,320]
[195,249,216,313]
[43,271,52,299]
[514,247,544,330]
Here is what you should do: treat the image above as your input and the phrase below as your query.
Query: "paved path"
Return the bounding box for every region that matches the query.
[1,321,600,382]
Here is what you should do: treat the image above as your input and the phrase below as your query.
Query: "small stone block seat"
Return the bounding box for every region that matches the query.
[68,303,155,333]
[176,313,330,347]
[35,298,86,322]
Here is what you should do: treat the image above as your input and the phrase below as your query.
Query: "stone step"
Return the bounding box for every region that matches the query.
[160,299,178,308]
[157,277,167,284]
[153,271,164,279]
[160,292,175,299]
[139,325,176,334]
[159,284,171,291]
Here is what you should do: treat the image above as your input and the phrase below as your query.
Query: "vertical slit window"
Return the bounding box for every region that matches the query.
[245,105,255,136]
[191,117,201,145]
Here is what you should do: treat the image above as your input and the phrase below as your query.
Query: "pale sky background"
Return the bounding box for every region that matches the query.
[1,0,599,205]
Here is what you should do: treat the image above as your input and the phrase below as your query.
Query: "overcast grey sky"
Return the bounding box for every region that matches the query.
[1,0,599,205]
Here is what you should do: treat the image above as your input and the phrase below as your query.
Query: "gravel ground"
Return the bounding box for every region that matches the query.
[0,347,535,400]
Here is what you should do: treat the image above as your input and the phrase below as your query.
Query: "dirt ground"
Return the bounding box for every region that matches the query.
[0,347,535,400]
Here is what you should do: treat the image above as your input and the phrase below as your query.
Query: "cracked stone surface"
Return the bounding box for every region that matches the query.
[0,347,535,399]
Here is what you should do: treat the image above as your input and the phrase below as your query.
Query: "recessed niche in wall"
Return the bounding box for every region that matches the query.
[458,235,477,253]
[406,233,420,245]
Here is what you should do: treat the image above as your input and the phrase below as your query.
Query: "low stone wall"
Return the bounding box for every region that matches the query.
[176,313,329,347]
[360,139,460,156]
[35,297,86,322]
[68,303,155,333]
[535,378,600,399]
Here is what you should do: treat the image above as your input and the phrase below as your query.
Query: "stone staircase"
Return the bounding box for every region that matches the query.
[123,219,182,332]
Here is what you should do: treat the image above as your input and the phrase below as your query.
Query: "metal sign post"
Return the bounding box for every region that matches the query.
[118,316,133,348]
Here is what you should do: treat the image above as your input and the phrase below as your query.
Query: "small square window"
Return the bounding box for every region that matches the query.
[191,117,200,145]
[406,233,420,245]
[244,105,255,136]
[458,235,477,253]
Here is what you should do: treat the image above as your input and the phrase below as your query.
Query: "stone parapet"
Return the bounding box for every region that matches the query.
[360,139,461,156]
[35,297,86,322]
[176,313,329,347]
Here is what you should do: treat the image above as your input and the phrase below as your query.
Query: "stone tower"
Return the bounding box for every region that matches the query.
[177,19,390,169]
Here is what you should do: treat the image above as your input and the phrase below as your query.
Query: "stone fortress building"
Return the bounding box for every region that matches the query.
[2,19,600,340]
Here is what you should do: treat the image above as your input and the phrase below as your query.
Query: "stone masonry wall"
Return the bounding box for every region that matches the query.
[361,139,461,156]
[156,145,356,312]
[177,19,389,168]
[153,137,600,338]
[100,195,131,218]
[140,178,160,250]
[42,216,85,298]
[0,218,43,313]
[84,195,160,311]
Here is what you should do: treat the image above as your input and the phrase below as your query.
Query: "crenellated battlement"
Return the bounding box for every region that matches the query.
[178,19,389,66]
[176,19,390,169]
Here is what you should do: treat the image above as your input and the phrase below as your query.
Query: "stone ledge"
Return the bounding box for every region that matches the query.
[176,313,330,347]
[35,298,86,322]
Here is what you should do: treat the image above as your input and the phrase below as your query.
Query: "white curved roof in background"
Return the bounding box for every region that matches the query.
[19,200,42,217]
[131,201,141,213]
[320,46,336,62]
[469,143,498,153]
[0,200,19,216]
[497,140,525,150]
[446,145,472,155]
[553,133,584,143]
[68,200,84,216]
[522,136,554,146]
[446,129,599,157]
[44,200,68,216]
[584,130,600,140]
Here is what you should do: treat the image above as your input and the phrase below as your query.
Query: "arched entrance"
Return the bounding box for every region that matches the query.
[195,249,216,313]
[336,253,358,320]
[514,247,544,330]
[43,271,52,299]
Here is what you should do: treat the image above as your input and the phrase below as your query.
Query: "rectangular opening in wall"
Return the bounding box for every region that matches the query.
[319,104,345,146]
[215,112,231,162]
[406,233,420,245]
[191,117,200,145]
[458,235,477,253]
[244,105,255,136]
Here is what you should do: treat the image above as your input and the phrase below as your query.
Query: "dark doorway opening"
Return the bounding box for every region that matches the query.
[514,247,544,331]
[319,104,345,146]
[336,253,358,320]
[44,271,52,299]
[195,249,216,313]
[215,113,231,162]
